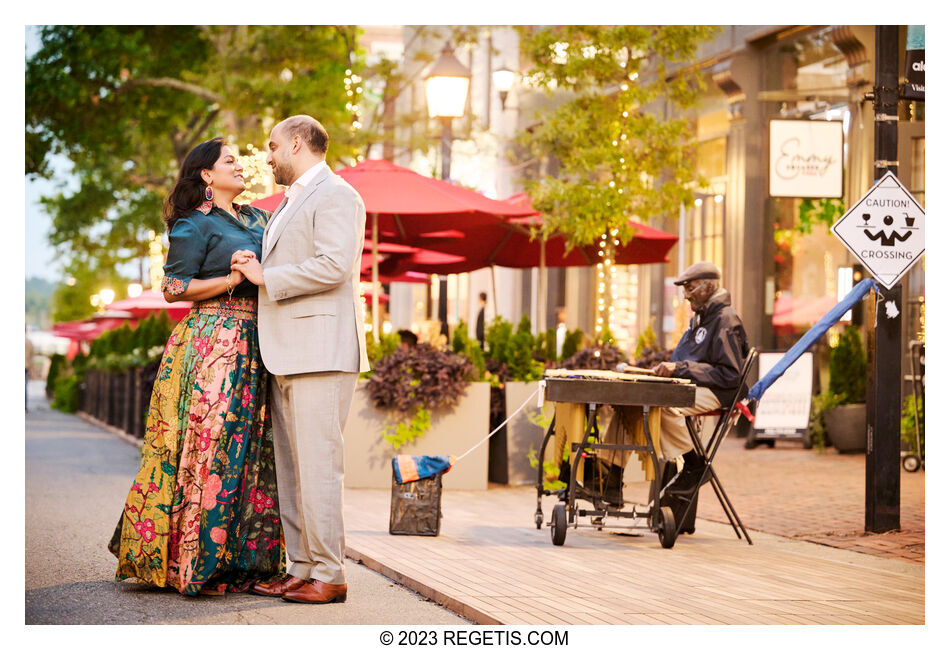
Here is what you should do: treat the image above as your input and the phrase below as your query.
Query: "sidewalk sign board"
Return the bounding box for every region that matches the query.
[751,351,813,439]
[831,171,925,289]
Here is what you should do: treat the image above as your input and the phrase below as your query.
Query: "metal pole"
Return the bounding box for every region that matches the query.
[438,116,453,340]
[866,25,901,533]
[371,212,380,343]
[538,236,547,332]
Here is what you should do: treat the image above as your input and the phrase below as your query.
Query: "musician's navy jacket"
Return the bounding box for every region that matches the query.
[670,288,749,405]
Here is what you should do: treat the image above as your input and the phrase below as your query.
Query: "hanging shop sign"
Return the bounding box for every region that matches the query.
[902,25,924,101]
[768,119,844,199]
[832,171,925,290]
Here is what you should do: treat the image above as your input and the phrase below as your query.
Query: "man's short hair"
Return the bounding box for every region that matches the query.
[479,292,488,302]
[280,115,329,155]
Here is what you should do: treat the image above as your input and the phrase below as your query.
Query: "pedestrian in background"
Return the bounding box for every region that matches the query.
[476,291,488,349]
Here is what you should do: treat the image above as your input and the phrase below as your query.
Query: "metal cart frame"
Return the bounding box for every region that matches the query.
[533,377,696,548]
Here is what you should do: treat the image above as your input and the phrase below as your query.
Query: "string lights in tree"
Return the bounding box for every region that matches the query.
[595,70,638,341]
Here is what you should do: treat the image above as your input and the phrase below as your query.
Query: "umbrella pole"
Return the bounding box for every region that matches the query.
[372,212,380,343]
[491,266,498,321]
[538,237,547,333]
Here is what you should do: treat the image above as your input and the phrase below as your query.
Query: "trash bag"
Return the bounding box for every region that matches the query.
[389,469,443,536]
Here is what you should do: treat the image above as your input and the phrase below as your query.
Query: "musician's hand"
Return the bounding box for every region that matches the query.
[653,361,678,378]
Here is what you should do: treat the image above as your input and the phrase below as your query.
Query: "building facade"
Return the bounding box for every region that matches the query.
[375,25,924,396]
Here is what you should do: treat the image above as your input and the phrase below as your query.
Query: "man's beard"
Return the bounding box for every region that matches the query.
[272,160,293,186]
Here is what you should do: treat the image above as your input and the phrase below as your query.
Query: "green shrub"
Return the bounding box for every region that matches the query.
[483,315,544,383]
[46,353,66,397]
[829,326,866,404]
[51,374,80,413]
[900,394,924,457]
[560,329,583,360]
[450,320,487,381]
[808,391,842,453]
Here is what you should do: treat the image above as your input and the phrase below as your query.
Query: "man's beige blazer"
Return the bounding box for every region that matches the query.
[258,165,370,376]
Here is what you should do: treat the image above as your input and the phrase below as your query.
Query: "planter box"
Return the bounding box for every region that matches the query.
[495,381,554,486]
[825,403,867,453]
[343,380,490,490]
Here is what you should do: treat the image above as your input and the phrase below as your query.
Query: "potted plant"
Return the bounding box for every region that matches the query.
[342,338,491,490]
[822,326,867,453]
[483,315,547,485]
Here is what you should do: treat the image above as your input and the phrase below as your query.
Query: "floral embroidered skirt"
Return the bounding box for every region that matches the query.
[108,296,284,595]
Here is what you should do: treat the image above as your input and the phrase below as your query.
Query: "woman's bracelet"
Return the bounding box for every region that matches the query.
[226,272,234,300]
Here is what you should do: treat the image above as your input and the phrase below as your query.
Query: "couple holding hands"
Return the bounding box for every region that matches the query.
[108,115,369,604]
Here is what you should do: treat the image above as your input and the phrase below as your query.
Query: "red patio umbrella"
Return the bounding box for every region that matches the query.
[392,193,678,273]
[252,159,538,338]
[109,290,192,322]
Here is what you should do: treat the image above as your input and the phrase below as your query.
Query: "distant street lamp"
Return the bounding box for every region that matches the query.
[425,42,471,338]
[99,288,115,307]
[127,282,143,298]
[492,67,515,110]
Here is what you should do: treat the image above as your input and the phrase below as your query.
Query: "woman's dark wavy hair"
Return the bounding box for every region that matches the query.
[163,137,224,231]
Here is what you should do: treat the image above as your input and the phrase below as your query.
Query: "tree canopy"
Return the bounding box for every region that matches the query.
[517,25,719,246]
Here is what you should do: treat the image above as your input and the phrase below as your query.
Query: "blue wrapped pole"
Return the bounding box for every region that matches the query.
[747,278,876,403]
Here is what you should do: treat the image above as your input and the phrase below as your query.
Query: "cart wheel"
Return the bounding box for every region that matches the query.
[802,433,813,449]
[657,506,677,549]
[744,436,757,449]
[902,454,921,473]
[534,511,544,529]
[551,504,567,546]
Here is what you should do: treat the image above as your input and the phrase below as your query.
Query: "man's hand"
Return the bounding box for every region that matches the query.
[231,249,256,266]
[652,361,678,378]
[232,257,264,286]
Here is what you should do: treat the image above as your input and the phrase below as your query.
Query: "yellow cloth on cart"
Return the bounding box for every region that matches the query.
[601,405,663,482]
[550,402,587,481]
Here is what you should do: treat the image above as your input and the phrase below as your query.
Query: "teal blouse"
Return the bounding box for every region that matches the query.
[161,202,270,299]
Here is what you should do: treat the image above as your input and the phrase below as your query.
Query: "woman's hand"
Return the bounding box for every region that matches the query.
[230,249,257,266]
[229,268,245,286]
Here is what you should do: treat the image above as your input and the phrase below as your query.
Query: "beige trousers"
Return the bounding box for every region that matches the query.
[658,386,722,458]
[600,386,721,472]
[269,371,358,585]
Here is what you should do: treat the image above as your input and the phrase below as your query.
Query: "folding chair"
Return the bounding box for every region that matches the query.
[674,347,757,544]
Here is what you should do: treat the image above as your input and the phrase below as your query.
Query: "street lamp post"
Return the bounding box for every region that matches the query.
[492,67,515,110]
[425,42,471,340]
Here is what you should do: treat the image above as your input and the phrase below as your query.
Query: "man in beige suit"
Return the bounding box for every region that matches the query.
[232,115,370,604]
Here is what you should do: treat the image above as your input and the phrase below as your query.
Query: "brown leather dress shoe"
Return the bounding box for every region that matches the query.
[282,579,347,604]
[250,575,307,597]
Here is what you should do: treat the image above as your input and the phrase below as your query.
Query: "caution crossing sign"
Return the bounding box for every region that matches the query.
[832,171,925,289]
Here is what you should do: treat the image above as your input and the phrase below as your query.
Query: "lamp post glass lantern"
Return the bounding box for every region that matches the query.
[424,42,471,337]
[492,67,515,109]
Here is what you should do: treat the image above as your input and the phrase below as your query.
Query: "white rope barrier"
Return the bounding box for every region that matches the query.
[454,383,543,462]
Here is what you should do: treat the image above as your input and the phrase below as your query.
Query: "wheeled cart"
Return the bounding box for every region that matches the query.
[533,372,696,549]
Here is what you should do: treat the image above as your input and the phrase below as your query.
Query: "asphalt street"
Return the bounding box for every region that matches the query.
[24,382,468,625]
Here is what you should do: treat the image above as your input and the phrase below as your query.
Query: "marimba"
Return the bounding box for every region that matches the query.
[534,369,696,548]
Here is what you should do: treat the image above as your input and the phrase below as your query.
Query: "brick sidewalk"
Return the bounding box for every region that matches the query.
[695,436,925,563]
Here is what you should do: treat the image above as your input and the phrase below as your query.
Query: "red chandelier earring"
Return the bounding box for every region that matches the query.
[200,183,214,213]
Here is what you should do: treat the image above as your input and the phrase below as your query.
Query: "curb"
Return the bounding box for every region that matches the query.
[77,412,143,448]
[345,546,497,625]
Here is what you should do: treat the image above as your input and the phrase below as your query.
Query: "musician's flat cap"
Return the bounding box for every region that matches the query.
[674,261,721,285]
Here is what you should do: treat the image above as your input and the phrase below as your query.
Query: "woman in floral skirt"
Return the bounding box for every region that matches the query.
[109,137,283,595]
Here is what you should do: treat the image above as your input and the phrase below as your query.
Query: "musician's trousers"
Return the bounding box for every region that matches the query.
[658,387,721,458]
[600,387,721,465]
